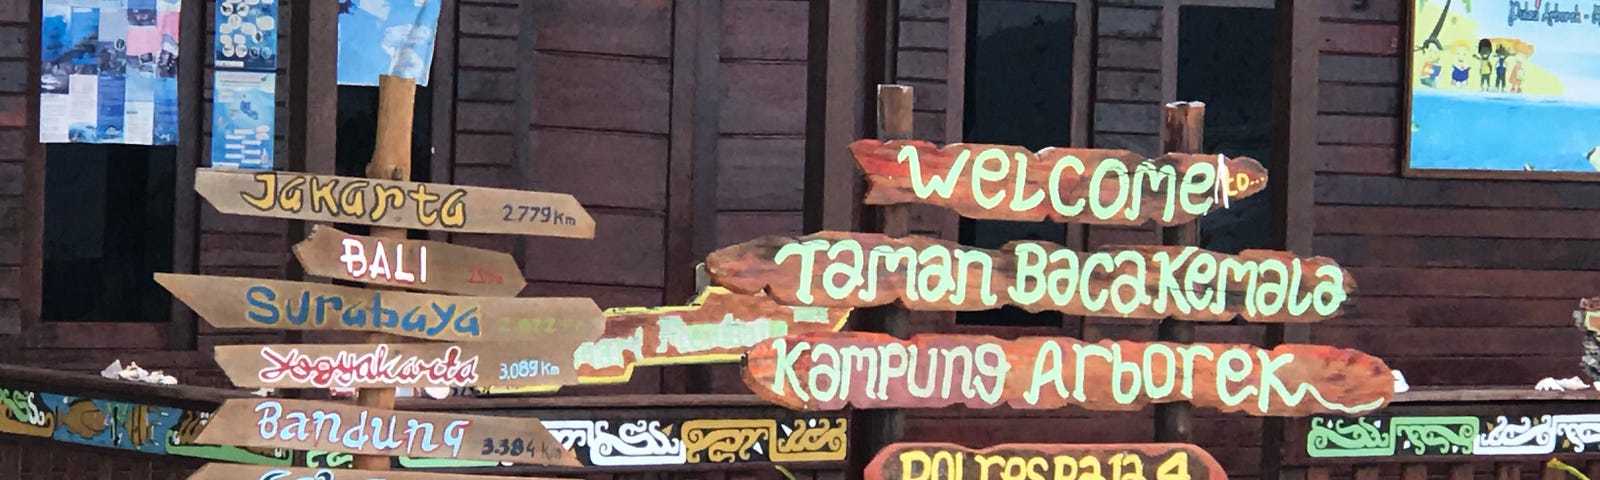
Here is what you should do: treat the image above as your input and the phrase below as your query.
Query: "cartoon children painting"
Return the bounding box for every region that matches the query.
[1451,45,1472,88]
[1510,57,1525,93]
[1476,39,1494,92]
[1419,45,1443,88]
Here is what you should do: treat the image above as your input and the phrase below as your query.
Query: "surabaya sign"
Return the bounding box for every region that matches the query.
[194,398,578,466]
[194,168,595,238]
[294,225,527,297]
[156,273,604,343]
[188,464,537,480]
[478,287,853,395]
[707,232,1353,323]
[850,140,1268,226]
[867,443,1227,480]
[213,342,578,389]
[742,332,1394,417]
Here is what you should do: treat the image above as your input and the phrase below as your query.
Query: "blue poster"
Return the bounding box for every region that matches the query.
[42,393,181,454]
[214,0,278,71]
[210,71,274,170]
[336,0,441,86]
[1407,0,1600,174]
[38,0,179,145]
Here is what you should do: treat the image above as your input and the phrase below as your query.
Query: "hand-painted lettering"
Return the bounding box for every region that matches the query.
[240,172,468,228]
[256,344,479,388]
[251,400,469,457]
[244,284,481,338]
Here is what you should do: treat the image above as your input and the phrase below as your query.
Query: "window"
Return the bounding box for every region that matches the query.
[42,144,175,322]
[1177,6,1274,254]
[957,0,1076,327]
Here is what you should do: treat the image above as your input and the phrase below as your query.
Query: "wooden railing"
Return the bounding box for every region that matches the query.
[1280,387,1600,480]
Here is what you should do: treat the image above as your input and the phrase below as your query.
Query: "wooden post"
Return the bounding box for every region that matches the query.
[849,84,914,478]
[1155,102,1204,444]
[350,74,418,471]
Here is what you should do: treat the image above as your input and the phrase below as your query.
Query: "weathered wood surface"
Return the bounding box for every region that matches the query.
[741,332,1393,417]
[849,140,1268,226]
[293,225,527,297]
[156,273,604,343]
[193,398,578,466]
[706,232,1354,323]
[213,342,579,389]
[478,287,853,395]
[188,464,541,480]
[194,168,595,238]
[866,443,1228,480]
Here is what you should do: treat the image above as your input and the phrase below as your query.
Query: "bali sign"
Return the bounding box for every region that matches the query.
[707,233,1353,323]
[849,140,1267,226]
[867,443,1227,480]
[741,332,1394,417]
[293,225,527,297]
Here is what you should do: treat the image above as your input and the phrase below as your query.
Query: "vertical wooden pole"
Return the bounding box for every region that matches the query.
[350,74,418,471]
[1155,102,1204,443]
[849,84,913,479]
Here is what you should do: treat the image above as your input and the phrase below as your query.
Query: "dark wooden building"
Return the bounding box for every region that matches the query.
[0,0,1590,478]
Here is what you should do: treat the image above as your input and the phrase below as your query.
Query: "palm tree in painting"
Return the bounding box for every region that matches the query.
[1416,0,1473,52]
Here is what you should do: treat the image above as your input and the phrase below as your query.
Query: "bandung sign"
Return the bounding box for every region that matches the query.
[849,140,1267,226]
[706,232,1353,323]
[741,332,1394,417]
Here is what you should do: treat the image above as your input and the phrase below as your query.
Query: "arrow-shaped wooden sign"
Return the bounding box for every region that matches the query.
[476,287,853,395]
[194,398,579,466]
[293,225,527,297]
[213,342,579,389]
[188,464,545,480]
[156,273,604,344]
[194,168,595,238]
[866,443,1227,480]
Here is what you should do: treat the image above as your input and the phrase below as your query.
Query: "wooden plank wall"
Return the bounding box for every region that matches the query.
[1310,0,1589,386]
[0,0,25,333]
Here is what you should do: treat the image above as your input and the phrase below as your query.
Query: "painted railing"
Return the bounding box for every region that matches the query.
[1281,387,1600,480]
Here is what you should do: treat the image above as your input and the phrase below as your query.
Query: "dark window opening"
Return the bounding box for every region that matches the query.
[957,0,1075,328]
[1177,6,1274,254]
[335,84,433,240]
[43,144,175,322]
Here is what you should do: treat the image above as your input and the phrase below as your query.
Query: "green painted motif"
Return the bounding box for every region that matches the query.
[1393,416,1477,456]
[1307,416,1480,458]
[1307,416,1392,458]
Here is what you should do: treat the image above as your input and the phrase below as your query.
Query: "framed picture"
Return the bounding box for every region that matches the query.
[1403,0,1600,181]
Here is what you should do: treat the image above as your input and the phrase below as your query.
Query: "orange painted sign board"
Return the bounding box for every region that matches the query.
[293,225,527,297]
[193,398,578,466]
[850,140,1267,226]
[742,332,1393,417]
[194,168,594,238]
[156,273,604,344]
[477,287,852,395]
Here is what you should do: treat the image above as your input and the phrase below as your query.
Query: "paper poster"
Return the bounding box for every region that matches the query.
[38,0,180,145]
[1407,0,1600,174]
[337,0,441,86]
[214,0,278,71]
[209,71,274,170]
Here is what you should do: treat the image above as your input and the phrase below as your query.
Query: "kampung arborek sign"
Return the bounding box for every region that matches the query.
[478,287,852,395]
[294,225,527,297]
[742,332,1394,417]
[213,342,578,389]
[157,273,604,344]
[706,232,1353,323]
[194,168,595,238]
[194,398,578,466]
[850,140,1267,226]
[867,443,1227,480]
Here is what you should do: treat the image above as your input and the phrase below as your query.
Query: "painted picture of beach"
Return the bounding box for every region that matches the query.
[1407,0,1600,176]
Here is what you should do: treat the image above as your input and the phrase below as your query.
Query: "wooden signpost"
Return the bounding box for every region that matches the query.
[157,273,604,344]
[849,140,1268,227]
[740,332,1393,416]
[193,398,579,466]
[213,342,579,389]
[865,443,1228,480]
[294,225,528,297]
[477,287,853,395]
[194,167,596,238]
[190,464,541,480]
[705,232,1354,322]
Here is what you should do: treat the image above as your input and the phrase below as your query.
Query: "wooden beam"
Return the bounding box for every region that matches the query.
[1263,0,1319,478]
[166,0,203,348]
[1155,102,1204,444]
[429,0,458,230]
[285,0,339,350]
[665,0,724,394]
[1182,0,1276,8]
[804,0,869,233]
